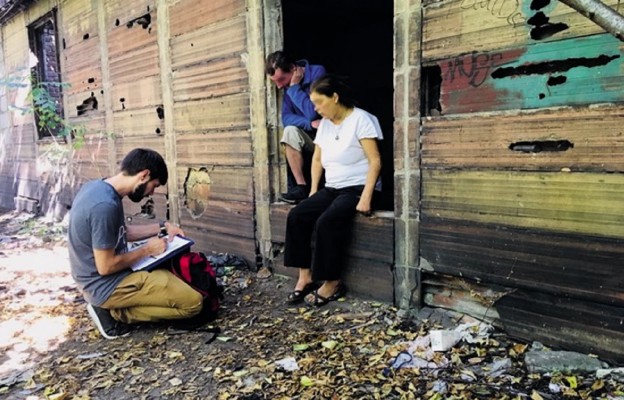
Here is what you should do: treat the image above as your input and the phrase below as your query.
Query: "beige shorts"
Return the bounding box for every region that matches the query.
[280,126,314,152]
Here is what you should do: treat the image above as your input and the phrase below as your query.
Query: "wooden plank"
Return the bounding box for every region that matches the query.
[115,137,165,159]
[179,225,257,265]
[420,217,624,306]
[435,34,624,114]
[175,166,253,204]
[272,254,394,303]
[176,131,253,167]
[169,0,245,38]
[422,106,624,172]
[111,77,162,111]
[173,93,250,132]
[423,0,624,60]
[109,42,160,83]
[496,290,624,362]
[113,107,164,137]
[60,5,98,47]
[103,0,156,28]
[172,56,248,102]
[269,203,395,264]
[170,16,246,70]
[422,170,624,238]
[62,33,101,74]
[107,10,158,59]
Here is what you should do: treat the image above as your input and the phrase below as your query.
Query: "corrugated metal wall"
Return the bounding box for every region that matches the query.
[419,0,624,360]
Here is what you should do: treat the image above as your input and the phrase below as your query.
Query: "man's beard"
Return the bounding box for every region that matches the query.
[128,182,148,203]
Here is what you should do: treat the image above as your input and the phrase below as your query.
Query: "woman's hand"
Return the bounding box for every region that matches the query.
[356,197,372,217]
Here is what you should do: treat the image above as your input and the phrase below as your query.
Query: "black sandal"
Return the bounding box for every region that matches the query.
[305,283,347,307]
[287,282,318,304]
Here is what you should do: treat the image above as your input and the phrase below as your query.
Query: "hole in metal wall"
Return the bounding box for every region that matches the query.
[156,106,164,120]
[83,33,89,40]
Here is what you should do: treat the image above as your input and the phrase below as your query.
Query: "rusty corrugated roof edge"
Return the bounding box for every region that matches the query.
[0,0,39,25]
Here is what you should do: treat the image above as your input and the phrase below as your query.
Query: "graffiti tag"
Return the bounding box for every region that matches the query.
[460,0,525,26]
[443,52,505,87]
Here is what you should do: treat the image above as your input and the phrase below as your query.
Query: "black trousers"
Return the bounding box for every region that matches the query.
[283,186,363,281]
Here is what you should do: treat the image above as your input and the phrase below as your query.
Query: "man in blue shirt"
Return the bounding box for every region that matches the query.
[265,51,326,203]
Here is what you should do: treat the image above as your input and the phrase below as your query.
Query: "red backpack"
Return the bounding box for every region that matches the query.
[170,252,222,323]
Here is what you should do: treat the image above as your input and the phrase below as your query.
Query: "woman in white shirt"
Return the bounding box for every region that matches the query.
[284,74,383,307]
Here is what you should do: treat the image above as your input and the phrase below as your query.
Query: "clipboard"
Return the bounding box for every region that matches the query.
[129,235,194,272]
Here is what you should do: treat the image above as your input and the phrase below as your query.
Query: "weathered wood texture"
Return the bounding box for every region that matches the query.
[496,290,624,362]
[422,106,624,172]
[434,34,624,114]
[421,170,624,239]
[422,0,624,60]
[167,0,254,260]
[423,274,624,362]
[270,204,395,302]
[420,217,624,306]
[421,0,624,360]
[169,0,245,38]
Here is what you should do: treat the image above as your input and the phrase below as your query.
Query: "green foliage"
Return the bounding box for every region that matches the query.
[28,79,75,140]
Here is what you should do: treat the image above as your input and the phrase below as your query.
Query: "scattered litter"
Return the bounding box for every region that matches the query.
[76,352,106,360]
[430,329,461,352]
[275,357,299,372]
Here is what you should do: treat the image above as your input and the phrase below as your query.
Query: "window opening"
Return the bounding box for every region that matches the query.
[28,10,63,139]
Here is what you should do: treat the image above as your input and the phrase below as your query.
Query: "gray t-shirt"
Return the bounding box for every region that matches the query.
[68,179,131,306]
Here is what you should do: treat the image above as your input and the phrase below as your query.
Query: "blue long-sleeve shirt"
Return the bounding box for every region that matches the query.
[282,60,326,132]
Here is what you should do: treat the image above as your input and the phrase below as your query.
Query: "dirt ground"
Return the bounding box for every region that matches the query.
[0,210,623,400]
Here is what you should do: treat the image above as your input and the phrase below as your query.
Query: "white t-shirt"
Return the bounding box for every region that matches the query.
[314,107,383,189]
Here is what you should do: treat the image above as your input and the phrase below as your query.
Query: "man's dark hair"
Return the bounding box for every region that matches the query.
[120,148,168,185]
[311,74,357,108]
[265,50,295,76]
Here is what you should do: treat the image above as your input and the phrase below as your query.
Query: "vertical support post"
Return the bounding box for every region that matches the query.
[263,0,284,202]
[95,0,115,176]
[393,0,423,315]
[247,0,273,269]
[157,0,180,224]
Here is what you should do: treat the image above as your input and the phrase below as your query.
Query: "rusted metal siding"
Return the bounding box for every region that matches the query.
[420,0,624,359]
[168,0,255,262]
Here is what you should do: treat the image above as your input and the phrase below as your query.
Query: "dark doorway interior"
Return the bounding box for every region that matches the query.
[282,0,395,210]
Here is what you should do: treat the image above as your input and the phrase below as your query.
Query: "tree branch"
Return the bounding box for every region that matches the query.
[558,0,624,41]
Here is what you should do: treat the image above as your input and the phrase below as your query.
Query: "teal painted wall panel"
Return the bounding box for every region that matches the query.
[438,34,623,114]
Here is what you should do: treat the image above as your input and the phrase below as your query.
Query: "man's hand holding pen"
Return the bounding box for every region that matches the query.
[144,236,168,257]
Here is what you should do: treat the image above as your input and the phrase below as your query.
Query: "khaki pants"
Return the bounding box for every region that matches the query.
[101,269,203,324]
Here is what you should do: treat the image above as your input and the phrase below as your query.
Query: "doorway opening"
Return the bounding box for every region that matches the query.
[282,0,395,210]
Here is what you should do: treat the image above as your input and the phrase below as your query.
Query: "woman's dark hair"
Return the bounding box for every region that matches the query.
[311,74,357,108]
[120,148,168,185]
[265,50,295,76]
